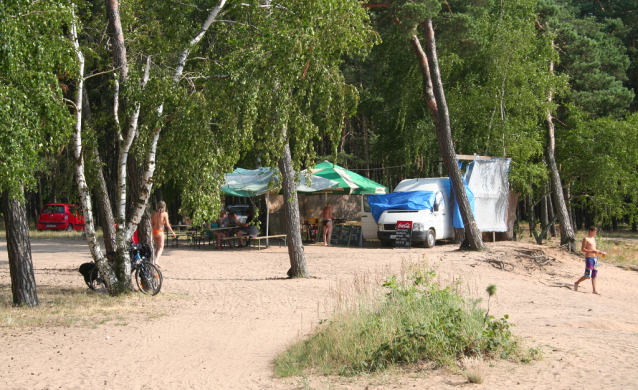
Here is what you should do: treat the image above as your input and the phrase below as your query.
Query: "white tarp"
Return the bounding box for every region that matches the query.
[464,159,511,232]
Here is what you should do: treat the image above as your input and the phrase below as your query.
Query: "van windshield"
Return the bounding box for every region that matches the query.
[362,195,371,212]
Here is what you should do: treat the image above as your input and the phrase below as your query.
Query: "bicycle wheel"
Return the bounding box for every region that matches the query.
[87,265,106,291]
[135,262,163,295]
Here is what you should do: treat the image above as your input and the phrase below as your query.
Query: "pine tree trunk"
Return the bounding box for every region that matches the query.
[3,188,39,307]
[546,58,576,251]
[278,141,309,278]
[547,194,557,237]
[540,194,549,240]
[421,20,485,251]
[528,194,535,237]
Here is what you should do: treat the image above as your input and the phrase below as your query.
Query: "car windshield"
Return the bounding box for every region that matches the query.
[42,205,65,214]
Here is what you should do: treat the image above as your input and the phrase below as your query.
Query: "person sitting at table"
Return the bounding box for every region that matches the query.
[236,209,259,247]
[215,210,240,249]
[214,210,228,249]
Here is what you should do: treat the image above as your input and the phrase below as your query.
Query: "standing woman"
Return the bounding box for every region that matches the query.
[151,201,176,268]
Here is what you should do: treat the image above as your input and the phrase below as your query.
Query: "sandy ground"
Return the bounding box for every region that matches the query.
[1,237,638,390]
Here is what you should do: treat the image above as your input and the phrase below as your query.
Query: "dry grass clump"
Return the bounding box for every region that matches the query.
[462,356,485,384]
[0,285,167,328]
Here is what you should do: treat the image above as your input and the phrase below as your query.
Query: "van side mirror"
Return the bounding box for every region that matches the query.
[434,202,440,212]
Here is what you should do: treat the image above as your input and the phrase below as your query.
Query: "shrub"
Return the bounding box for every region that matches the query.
[274,261,520,377]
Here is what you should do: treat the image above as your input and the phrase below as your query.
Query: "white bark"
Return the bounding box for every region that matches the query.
[173,0,227,82]
[114,74,123,141]
[116,57,151,243]
[71,16,116,290]
[125,125,161,240]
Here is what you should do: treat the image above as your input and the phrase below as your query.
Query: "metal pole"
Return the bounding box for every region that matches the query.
[266,193,270,247]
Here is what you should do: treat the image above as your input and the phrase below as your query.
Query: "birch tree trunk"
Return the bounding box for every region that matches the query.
[94,154,117,254]
[82,85,117,254]
[3,187,39,307]
[105,0,128,82]
[128,154,154,257]
[421,20,485,251]
[71,17,117,292]
[278,140,309,278]
[546,58,576,252]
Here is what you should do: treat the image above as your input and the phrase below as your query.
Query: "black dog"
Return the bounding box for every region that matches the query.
[78,262,98,285]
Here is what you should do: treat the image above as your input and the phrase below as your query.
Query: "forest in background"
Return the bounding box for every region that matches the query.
[3,0,638,232]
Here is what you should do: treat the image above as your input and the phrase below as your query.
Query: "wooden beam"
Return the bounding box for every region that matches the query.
[456,154,495,161]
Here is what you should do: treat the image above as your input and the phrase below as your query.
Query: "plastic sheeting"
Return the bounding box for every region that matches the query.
[222,168,339,197]
[450,179,475,229]
[464,159,511,232]
[367,191,437,222]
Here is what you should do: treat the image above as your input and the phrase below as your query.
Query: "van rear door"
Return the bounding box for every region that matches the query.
[361,194,377,240]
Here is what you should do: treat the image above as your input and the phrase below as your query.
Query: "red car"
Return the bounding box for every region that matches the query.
[37,204,85,232]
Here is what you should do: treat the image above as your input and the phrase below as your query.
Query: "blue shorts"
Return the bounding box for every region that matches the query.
[584,257,598,278]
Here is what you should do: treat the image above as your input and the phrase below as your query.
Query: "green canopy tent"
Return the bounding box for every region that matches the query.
[310,161,388,195]
[221,168,340,241]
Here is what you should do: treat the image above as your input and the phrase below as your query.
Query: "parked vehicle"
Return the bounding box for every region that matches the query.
[361,178,453,247]
[37,204,85,232]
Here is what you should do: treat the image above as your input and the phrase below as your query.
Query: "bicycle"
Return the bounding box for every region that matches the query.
[130,243,163,295]
[81,243,163,295]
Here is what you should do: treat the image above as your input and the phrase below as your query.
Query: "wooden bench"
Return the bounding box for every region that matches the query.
[249,235,287,250]
[219,234,287,250]
[170,231,195,247]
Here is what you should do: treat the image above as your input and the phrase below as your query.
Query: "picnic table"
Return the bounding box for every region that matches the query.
[196,226,242,248]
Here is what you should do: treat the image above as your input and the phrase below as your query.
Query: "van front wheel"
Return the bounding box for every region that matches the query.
[424,229,436,248]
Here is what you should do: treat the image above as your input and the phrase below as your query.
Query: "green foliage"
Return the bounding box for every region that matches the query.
[540,0,634,119]
[274,265,520,377]
[557,108,638,224]
[0,0,75,195]
[353,0,558,194]
[574,0,638,111]
[152,0,377,222]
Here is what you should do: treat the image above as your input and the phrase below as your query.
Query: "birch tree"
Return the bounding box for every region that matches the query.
[70,0,229,294]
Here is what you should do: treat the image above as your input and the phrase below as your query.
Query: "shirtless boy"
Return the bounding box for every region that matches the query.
[574,226,605,294]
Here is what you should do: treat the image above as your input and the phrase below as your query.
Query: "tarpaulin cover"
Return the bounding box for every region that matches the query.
[450,179,475,229]
[464,158,511,232]
[222,167,339,197]
[367,191,437,222]
[311,161,388,195]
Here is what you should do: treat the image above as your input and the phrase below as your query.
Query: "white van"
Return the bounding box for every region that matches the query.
[361,178,454,247]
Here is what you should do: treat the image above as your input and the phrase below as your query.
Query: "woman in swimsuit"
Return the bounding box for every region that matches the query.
[151,200,176,268]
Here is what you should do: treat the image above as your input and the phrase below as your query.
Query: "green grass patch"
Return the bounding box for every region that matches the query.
[274,261,524,377]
